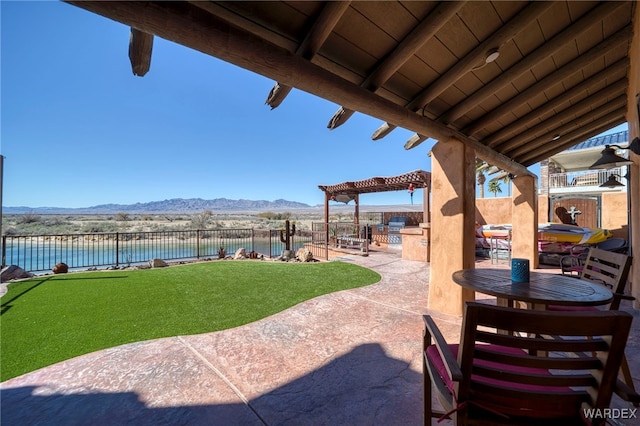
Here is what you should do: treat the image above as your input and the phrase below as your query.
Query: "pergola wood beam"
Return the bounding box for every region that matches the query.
[371,1,553,141]
[440,1,625,126]
[265,1,351,109]
[66,0,533,178]
[464,25,632,136]
[326,1,465,129]
[508,98,628,159]
[129,28,153,76]
[484,60,629,148]
[496,86,628,153]
[518,109,627,165]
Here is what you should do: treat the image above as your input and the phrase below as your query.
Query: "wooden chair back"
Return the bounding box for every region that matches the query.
[580,248,632,310]
[423,302,632,425]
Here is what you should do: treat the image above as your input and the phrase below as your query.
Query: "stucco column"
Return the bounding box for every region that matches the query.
[627,2,639,309]
[428,139,475,316]
[511,175,539,268]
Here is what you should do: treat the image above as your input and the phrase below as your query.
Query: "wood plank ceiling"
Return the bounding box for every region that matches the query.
[68,1,635,176]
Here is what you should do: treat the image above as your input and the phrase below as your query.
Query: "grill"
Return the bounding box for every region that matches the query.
[388,217,408,245]
[388,216,408,233]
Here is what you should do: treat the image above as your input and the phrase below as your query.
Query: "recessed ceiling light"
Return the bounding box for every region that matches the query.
[485,48,500,63]
[552,134,561,141]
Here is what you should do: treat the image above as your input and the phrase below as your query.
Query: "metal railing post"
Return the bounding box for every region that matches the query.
[1,235,6,269]
[115,232,120,267]
[196,229,200,259]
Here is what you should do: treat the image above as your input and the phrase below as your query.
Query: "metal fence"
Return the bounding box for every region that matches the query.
[548,167,627,189]
[1,228,312,273]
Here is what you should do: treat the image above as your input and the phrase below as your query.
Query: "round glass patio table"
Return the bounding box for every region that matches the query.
[452,268,613,308]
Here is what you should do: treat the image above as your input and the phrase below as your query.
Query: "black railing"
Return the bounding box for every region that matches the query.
[1,228,312,273]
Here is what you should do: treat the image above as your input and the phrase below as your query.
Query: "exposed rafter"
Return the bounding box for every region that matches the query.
[508,100,628,159]
[484,61,629,148]
[325,1,464,130]
[128,28,153,77]
[440,2,625,127]
[518,109,627,165]
[496,88,628,153]
[67,0,534,178]
[265,1,351,109]
[464,25,633,136]
[371,1,553,141]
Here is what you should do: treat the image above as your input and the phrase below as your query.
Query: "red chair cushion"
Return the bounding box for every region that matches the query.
[426,343,579,419]
[546,304,599,312]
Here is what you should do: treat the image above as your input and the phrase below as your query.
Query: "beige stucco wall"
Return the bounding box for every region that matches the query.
[477,192,628,236]
[601,192,630,239]
[475,197,512,225]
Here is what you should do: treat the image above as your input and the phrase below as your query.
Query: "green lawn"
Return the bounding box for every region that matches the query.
[0,261,380,381]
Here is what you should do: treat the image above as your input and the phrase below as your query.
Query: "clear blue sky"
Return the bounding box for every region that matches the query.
[0,2,628,209]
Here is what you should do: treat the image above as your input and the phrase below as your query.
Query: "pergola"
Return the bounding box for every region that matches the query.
[66,1,640,315]
[318,169,431,228]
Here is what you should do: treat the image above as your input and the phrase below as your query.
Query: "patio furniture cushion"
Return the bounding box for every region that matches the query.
[426,343,578,419]
[546,304,599,312]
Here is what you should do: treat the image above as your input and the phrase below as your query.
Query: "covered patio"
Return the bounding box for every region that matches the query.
[5,1,638,423]
[65,0,640,316]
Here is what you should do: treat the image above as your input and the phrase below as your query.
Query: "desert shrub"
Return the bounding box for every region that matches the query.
[190,211,213,229]
[16,212,41,224]
[115,212,130,221]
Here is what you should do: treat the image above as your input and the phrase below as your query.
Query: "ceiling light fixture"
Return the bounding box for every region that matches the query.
[589,138,640,169]
[485,48,500,64]
[552,134,561,141]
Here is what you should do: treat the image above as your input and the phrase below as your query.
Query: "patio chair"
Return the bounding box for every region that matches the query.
[561,238,628,276]
[549,248,636,403]
[423,302,632,425]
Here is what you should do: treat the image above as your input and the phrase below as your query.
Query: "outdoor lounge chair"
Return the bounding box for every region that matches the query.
[423,302,633,425]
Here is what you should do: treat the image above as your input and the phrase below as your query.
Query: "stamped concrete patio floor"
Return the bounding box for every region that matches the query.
[2,251,639,425]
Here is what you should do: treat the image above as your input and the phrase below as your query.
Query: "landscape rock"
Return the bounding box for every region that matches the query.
[279,249,294,261]
[53,263,69,274]
[1,265,34,282]
[149,258,168,268]
[234,248,247,259]
[296,248,313,262]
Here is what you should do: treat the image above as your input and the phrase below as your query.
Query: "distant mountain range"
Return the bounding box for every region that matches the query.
[3,198,312,214]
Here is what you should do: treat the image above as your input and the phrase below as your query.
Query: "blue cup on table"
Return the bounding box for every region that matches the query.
[511,258,530,284]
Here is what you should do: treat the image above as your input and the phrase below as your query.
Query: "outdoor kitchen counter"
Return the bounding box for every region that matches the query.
[399,223,430,262]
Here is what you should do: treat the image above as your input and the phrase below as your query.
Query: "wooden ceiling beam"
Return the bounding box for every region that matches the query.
[371,1,553,141]
[522,117,627,167]
[496,85,628,153]
[517,108,627,165]
[326,1,464,129]
[484,60,629,148]
[265,1,351,109]
[441,1,625,127]
[464,25,633,136]
[507,97,627,158]
[129,28,153,76]
[66,0,533,178]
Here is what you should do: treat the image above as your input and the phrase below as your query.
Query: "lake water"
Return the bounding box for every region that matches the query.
[3,237,312,273]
